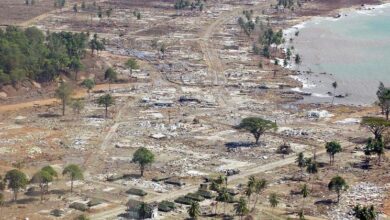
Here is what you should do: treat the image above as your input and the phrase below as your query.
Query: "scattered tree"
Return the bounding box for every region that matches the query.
[132,147,155,177]
[69,58,83,81]
[237,117,277,144]
[187,201,201,219]
[305,158,318,180]
[104,67,117,90]
[331,81,338,105]
[325,141,342,165]
[41,165,58,192]
[296,152,306,179]
[55,82,73,116]
[300,184,309,215]
[234,197,249,220]
[81,79,95,95]
[97,94,114,118]
[253,178,267,210]
[216,187,232,216]
[269,193,279,211]
[62,164,83,193]
[361,117,390,141]
[328,176,348,203]
[71,99,84,115]
[365,137,384,165]
[30,170,54,201]
[353,204,377,220]
[89,34,105,56]
[5,169,28,201]
[125,58,140,75]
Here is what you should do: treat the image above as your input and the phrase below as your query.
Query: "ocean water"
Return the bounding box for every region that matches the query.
[286,4,390,105]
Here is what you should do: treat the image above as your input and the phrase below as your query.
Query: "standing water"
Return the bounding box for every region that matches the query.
[285,4,390,105]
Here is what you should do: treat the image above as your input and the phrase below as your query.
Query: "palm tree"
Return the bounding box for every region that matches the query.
[217,187,231,216]
[253,178,267,210]
[269,193,279,218]
[187,201,201,219]
[244,185,253,207]
[234,197,249,220]
[331,81,338,105]
[328,176,348,203]
[300,184,309,215]
[245,176,256,206]
[295,152,306,180]
[305,158,318,181]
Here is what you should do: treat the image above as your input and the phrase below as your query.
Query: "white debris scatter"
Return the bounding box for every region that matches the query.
[28,146,42,155]
[327,182,389,220]
[335,118,361,125]
[117,179,173,193]
[66,180,85,187]
[187,170,208,176]
[307,110,334,118]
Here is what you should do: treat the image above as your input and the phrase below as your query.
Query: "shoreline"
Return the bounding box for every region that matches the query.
[281,1,390,107]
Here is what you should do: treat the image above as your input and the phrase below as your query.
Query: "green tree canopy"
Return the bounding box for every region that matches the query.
[353,204,377,220]
[30,170,53,201]
[125,58,140,75]
[187,201,201,219]
[5,169,28,201]
[269,193,279,208]
[325,141,342,165]
[328,176,348,203]
[234,197,249,220]
[132,147,155,177]
[62,164,83,193]
[55,82,73,116]
[81,78,95,93]
[41,165,58,178]
[97,94,114,118]
[216,187,232,215]
[0,27,88,85]
[361,116,390,140]
[238,117,277,144]
[104,67,117,90]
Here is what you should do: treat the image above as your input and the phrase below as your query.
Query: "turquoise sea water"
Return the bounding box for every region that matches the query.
[289,4,390,105]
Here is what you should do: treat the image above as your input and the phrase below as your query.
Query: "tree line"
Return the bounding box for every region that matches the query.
[0,164,83,205]
[0,26,106,86]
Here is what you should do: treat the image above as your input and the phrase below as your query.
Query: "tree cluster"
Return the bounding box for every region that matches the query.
[0,164,83,204]
[237,10,255,36]
[174,0,204,11]
[0,27,88,85]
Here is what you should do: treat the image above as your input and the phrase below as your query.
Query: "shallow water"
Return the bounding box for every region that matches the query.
[287,4,390,105]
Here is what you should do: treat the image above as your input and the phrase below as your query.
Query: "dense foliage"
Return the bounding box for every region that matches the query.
[0,26,88,85]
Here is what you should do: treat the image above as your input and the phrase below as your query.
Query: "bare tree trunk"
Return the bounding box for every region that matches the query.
[40,185,44,202]
[70,177,74,193]
[13,190,17,202]
[62,99,66,116]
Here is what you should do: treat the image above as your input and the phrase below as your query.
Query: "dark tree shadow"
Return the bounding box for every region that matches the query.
[315,199,336,205]
[225,141,257,149]
[38,113,61,118]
